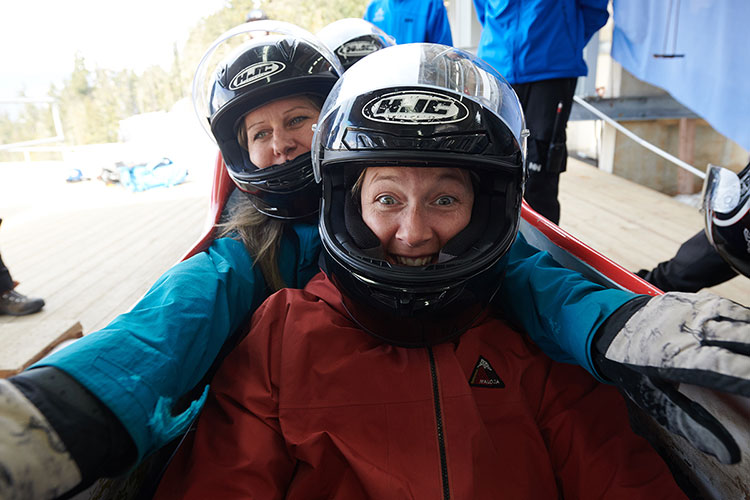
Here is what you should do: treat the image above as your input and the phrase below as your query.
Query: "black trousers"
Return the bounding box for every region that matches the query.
[0,252,12,293]
[639,230,737,292]
[0,219,12,292]
[512,78,577,225]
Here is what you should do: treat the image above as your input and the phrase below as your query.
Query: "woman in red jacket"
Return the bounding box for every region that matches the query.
[155,44,687,499]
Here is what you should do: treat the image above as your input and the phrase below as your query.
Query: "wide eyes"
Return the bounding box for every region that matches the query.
[375,195,456,206]
[376,195,397,205]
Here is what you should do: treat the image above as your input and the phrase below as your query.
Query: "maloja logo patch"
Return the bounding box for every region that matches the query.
[229,61,286,90]
[337,40,380,58]
[469,356,505,388]
[363,91,469,124]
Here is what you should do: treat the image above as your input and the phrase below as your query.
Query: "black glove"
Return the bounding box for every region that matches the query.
[594,291,750,464]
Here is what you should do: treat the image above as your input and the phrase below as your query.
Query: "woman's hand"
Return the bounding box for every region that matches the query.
[594,291,750,464]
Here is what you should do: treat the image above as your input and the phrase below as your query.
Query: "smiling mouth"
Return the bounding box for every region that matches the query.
[394,255,434,267]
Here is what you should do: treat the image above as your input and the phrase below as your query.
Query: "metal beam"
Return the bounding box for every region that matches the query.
[569,95,698,122]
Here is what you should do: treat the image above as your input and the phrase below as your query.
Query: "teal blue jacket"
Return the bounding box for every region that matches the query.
[36,223,634,462]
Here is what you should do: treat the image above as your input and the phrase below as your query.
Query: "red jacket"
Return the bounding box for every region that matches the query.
[156,272,685,499]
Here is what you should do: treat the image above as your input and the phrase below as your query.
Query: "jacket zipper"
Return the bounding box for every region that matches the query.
[427,346,450,500]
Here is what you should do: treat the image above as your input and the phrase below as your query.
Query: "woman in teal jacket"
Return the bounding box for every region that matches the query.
[2,23,749,500]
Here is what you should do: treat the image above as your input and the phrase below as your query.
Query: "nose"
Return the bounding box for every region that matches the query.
[396,205,433,247]
[272,129,297,161]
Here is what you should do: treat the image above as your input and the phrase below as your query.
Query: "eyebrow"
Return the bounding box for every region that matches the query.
[369,171,470,185]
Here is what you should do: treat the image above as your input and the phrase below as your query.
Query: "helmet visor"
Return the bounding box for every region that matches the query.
[313,43,526,182]
[193,20,343,142]
[702,164,742,216]
[316,18,395,70]
[317,18,395,55]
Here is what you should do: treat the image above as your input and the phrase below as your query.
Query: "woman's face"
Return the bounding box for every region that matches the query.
[241,96,320,168]
[360,167,474,266]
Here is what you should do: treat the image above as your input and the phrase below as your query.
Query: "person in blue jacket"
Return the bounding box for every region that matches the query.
[473,0,608,224]
[364,0,453,45]
[1,22,749,500]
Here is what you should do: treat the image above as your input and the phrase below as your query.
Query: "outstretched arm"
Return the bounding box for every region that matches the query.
[31,237,268,461]
[0,237,265,499]
[593,291,750,464]
[499,233,636,378]
[502,233,750,465]
[0,225,320,497]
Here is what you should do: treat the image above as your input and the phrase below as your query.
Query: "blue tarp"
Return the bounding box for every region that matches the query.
[612,0,750,151]
[117,158,188,192]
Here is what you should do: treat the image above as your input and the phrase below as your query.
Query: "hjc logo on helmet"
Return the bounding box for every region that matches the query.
[337,40,380,58]
[229,62,286,90]
[363,91,469,124]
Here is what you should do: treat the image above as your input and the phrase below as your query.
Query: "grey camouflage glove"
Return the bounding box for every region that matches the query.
[0,379,81,500]
[594,291,750,464]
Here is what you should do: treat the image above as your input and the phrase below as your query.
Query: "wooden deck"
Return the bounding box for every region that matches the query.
[0,162,211,374]
[0,157,747,375]
[559,159,748,304]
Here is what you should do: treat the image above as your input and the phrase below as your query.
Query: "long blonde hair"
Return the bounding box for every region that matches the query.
[218,202,286,292]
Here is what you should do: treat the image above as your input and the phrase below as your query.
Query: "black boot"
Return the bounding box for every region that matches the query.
[0,289,45,316]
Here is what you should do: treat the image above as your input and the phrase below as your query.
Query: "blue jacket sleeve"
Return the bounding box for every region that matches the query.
[472,0,487,25]
[427,0,453,45]
[32,225,321,462]
[499,233,636,381]
[578,0,609,44]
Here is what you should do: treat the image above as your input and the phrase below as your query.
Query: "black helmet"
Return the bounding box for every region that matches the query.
[313,43,528,347]
[317,18,396,71]
[193,21,343,219]
[702,161,750,278]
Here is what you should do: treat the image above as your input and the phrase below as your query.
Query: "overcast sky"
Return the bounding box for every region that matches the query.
[0,0,227,98]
